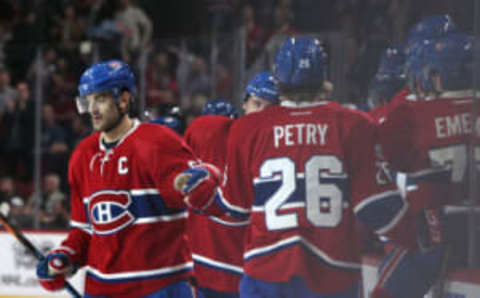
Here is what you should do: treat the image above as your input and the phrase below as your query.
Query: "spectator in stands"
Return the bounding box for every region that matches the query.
[185,57,211,99]
[0,67,16,116]
[264,3,295,68]
[215,63,233,99]
[146,51,179,106]
[0,23,12,66]
[38,173,69,229]
[50,57,77,119]
[59,3,87,55]
[243,4,267,67]
[0,176,19,206]
[115,0,153,64]
[2,82,35,180]
[41,104,69,176]
[0,176,32,228]
[26,47,58,101]
[5,9,39,82]
[68,114,91,149]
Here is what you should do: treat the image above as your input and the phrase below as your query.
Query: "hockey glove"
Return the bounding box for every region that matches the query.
[37,250,76,291]
[174,163,221,212]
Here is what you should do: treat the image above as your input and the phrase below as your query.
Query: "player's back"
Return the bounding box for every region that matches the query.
[184,115,247,294]
[379,93,477,208]
[184,115,233,170]
[224,101,386,293]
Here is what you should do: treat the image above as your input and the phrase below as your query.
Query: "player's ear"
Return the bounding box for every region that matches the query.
[119,90,130,113]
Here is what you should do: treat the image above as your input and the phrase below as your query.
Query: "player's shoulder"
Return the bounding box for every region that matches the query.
[70,131,100,163]
[227,108,274,143]
[233,105,274,127]
[330,101,374,127]
[136,122,182,142]
[384,96,416,122]
[187,115,233,132]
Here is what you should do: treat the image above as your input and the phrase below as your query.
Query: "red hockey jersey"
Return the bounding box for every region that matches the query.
[214,101,412,294]
[184,115,247,293]
[63,121,196,297]
[369,88,411,124]
[378,91,478,212]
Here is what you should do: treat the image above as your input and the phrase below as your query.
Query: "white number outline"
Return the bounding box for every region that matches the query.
[259,155,345,231]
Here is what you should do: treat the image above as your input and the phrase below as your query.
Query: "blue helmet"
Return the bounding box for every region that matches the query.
[376,45,406,81]
[76,59,135,114]
[245,71,279,104]
[406,15,457,47]
[202,98,238,119]
[151,116,182,134]
[369,45,406,107]
[274,37,327,92]
[420,33,473,92]
[404,39,432,93]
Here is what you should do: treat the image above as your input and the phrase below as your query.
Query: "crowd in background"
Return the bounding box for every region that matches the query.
[0,0,475,229]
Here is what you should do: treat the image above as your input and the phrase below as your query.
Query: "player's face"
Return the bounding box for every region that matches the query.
[243,96,272,115]
[86,91,121,132]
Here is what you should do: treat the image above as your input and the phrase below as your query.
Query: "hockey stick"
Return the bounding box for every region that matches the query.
[0,213,81,298]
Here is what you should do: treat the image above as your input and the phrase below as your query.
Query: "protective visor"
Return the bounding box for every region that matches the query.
[75,96,89,114]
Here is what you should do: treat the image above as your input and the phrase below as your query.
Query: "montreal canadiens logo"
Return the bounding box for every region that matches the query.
[88,190,134,235]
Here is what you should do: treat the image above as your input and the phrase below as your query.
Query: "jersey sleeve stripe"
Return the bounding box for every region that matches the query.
[376,247,409,288]
[192,254,244,275]
[214,187,250,218]
[252,202,305,211]
[208,216,250,226]
[244,235,360,271]
[70,220,93,234]
[85,262,193,283]
[354,190,409,234]
[130,189,160,195]
[134,211,188,224]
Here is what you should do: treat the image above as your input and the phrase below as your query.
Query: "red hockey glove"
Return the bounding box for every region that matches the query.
[174,163,221,212]
[36,249,76,291]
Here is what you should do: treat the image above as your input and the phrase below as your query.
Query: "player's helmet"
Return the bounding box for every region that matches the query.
[76,60,135,114]
[376,45,406,81]
[151,116,182,133]
[368,45,406,107]
[245,71,280,104]
[202,98,239,119]
[274,37,327,92]
[406,15,457,47]
[404,39,432,93]
[420,33,473,92]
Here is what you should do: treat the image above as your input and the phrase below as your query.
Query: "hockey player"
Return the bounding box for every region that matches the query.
[202,98,239,119]
[369,15,458,124]
[373,32,473,298]
[178,37,422,298]
[243,71,280,114]
[184,75,279,298]
[185,98,241,298]
[368,45,407,122]
[36,60,219,297]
